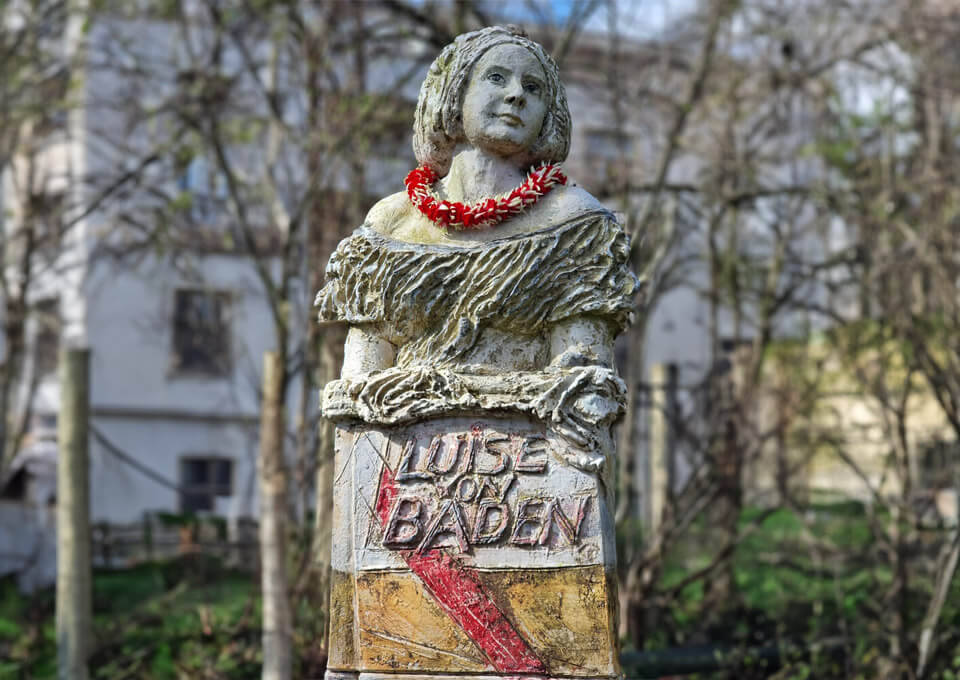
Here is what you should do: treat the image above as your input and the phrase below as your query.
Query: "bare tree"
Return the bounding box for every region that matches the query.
[88,1,476,673]
[810,2,960,674]
[0,2,80,471]
[601,1,960,676]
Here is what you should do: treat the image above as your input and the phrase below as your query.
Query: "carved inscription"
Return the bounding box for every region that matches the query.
[382,424,590,552]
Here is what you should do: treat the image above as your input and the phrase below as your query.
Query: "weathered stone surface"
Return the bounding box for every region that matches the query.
[316,25,639,680]
[327,420,618,677]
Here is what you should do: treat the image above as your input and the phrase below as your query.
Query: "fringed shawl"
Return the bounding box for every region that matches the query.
[315,210,639,368]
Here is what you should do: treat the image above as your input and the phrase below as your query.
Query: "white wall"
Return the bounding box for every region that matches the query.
[85,253,277,416]
[89,416,259,524]
[78,250,286,524]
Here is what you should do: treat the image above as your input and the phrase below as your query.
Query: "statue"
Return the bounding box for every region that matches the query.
[316,25,639,680]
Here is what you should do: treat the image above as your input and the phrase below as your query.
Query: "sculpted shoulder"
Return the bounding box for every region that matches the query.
[485,182,612,237]
[364,191,452,245]
[364,191,413,236]
[537,183,608,221]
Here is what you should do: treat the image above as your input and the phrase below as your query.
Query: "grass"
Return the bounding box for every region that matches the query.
[5,503,958,679]
[0,554,262,679]
[628,501,960,678]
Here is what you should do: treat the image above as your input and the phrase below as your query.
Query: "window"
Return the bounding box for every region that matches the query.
[28,189,66,252]
[32,68,70,139]
[33,298,61,377]
[179,457,233,512]
[176,156,227,223]
[171,289,231,375]
[920,439,959,490]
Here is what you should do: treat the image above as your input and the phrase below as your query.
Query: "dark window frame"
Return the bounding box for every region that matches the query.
[178,456,234,513]
[33,298,61,378]
[175,155,227,224]
[170,288,232,377]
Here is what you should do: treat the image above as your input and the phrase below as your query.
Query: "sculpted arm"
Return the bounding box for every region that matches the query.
[535,316,624,473]
[340,325,396,379]
[548,317,614,370]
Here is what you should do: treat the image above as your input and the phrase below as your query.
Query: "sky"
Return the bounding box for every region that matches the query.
[488,0,699,40]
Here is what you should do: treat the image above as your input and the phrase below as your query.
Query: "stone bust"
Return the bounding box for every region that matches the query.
[316,26,639,680]
[319,25,638,472]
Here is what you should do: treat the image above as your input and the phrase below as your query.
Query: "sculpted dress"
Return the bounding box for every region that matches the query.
[316,192,638,680]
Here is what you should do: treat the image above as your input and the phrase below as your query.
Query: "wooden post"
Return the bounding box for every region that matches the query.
[665,363,679,507]
[56,347,91,680]
[259,351,292,680]
[648,363,668,534]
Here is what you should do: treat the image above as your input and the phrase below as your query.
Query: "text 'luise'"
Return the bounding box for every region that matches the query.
[381,424,590,553]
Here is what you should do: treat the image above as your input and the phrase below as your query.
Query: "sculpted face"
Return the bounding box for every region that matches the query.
[461,43,548,159]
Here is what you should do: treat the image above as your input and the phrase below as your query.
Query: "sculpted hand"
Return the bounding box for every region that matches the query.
[533,365,626,473]
[548,347,596,370]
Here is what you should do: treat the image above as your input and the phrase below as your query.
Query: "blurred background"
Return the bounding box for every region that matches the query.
[1,0,959,678]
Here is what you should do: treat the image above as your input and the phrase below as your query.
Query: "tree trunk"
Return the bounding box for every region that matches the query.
[56,347,91,680]
[259,351,292,680]
[615,326,640,528]
[0,295,27,471]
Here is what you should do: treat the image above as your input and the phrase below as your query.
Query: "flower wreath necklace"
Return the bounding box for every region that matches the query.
[404,162,567,231]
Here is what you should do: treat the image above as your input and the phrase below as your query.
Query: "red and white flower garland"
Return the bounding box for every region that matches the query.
[404,163,568,230]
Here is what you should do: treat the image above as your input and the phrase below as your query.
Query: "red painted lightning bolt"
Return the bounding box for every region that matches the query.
[375,462,547,675]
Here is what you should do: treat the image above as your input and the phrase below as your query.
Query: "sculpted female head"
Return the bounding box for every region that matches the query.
[413,26,572,176]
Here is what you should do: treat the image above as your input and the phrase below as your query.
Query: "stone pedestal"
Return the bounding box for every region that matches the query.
[327,416,618,679]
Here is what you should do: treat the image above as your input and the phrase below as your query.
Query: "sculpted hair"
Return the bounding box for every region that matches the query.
[413,26,572,176]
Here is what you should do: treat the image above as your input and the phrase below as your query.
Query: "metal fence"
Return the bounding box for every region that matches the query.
[91,513,259,569]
